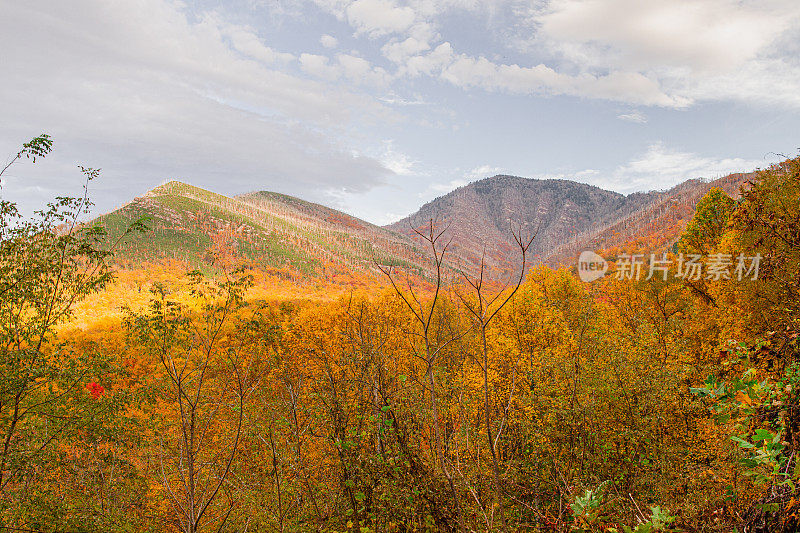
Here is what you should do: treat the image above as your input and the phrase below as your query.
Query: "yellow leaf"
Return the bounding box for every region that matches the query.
[735,390,754,406]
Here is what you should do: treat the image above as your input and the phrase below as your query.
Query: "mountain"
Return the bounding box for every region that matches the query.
[386,172,755,271]
[385,175,661,271]
[543,171,755,263]
[97,181,425,277]
[97,169,757,279]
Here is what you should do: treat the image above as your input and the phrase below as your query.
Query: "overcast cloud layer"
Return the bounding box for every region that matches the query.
[1,0,798,223]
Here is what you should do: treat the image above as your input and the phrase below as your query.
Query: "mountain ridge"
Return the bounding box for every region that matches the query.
[385,173,666,271]
[96,169,757,278]
[96,180,427,277]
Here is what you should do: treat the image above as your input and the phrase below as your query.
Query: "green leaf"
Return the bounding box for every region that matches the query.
[753,429,774,442]
[732,436,755,449]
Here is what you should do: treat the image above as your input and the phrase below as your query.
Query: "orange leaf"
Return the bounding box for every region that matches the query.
[735,390,754,406]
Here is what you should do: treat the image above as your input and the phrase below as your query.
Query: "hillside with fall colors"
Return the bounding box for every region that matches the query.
[5,133,800,533]
[96,180,428,278]
[98,171,759,280]
[386,171,767,273]
[4,0,800,530]
[387,175,661,270]
[546,170,758,263]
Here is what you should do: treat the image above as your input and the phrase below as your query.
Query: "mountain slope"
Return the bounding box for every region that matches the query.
[98,181,425,276]
[98,169,757,279]
[545,171,756,263]
[387,171,756,271]
[386,175,662,271]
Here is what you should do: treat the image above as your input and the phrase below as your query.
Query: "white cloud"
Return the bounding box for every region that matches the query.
[600,143,772,193]
[417,165,502,200]
[382,36,431,64]
[299,53,342,80]
[299,52,392,86]
[320,33,339,48]
[306,0,800,109]
[222,21,296,64]
[338,54,392,86]
[379,0,800,109]
[617,111,647,123]
[380,141,417,175]
[373,211,407,225]
[509,145,772,195]
[405,42,454,76]
[424,178,469,196]
[537,0,793,72]
[406,0,514,20]
[0,0,394,215]
[531,0,800,108]
[406,21,438,44]
[346,0,416,37]
[434,52,686,107]
[378,93,428,105]
[678,56,800,109]
[465,165,503,180]
[574,169,600,179]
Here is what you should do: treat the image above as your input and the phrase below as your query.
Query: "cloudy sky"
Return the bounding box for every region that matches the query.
[1,0,798,224]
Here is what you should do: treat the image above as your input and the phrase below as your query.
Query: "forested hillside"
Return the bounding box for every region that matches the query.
[389,172,757,271]
[3,135,800,532]
[387,175,661,271]
[547,171,756,263]
[99,172,754,283]
[97,180,427,278]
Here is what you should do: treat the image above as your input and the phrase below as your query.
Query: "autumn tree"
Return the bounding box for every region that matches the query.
[453,229,534,531]
[693,157,800,531]
[124,270,260,533]
[722,158,800,339]
[677,187,736,256]
[377,220,467,530]
[0,135,144,524]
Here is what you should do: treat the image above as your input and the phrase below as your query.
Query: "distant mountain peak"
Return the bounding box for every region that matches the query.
[386,170,753,269]
[95,167,756,277]
[95,181,426,276]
